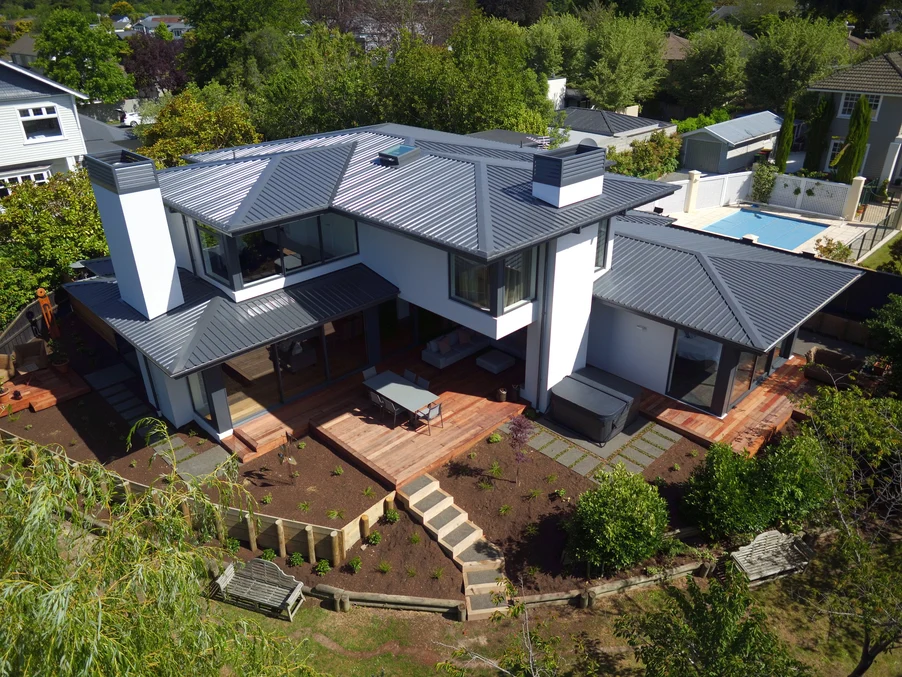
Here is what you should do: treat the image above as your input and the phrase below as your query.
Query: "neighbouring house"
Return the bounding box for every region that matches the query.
[809,51,902,182]
[663,33,691,62]
[680,111,782,174]
[558,107,677,151]
[3,32,37,69]
[0,59,87,197]
[131,15,190,38]
[63,124,858,446]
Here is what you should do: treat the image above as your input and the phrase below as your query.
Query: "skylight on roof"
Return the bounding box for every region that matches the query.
[378,144,421,166]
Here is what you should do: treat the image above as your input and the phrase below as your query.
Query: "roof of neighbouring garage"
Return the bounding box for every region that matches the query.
[680,111,782,148]
[594,220,862,351]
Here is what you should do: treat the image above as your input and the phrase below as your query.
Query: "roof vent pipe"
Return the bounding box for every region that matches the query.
[532,140,606,208]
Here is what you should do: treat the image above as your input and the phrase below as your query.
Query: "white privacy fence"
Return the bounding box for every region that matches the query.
[766,174,850,217]
[694,172,752,210]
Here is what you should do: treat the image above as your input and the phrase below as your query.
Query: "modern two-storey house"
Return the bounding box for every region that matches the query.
[0,59,87,197]
[65,124,859,453]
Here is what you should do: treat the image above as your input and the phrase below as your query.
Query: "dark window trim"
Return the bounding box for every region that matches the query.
[594,218,610,271]
[448,248,538,318]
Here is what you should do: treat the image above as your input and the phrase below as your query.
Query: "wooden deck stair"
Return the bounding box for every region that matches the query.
[0,368,91,417]
[398,474,509,621]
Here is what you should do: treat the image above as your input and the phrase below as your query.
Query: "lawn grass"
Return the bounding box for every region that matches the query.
[859,230,902,270]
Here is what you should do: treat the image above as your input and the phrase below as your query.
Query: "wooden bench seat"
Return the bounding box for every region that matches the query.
[211,558,305,621]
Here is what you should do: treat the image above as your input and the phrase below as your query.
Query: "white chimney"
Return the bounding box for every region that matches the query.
[532,140,606,208]
[84,151,184,320]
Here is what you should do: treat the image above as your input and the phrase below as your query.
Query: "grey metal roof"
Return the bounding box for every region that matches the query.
[467,129,543,148]
[594,222,862,351]
[562,107,671,137]
[163,123,676,261]
[63,264,398,377]
[0,59,87,101]
[680,111,782,147]
[810,52,902,95]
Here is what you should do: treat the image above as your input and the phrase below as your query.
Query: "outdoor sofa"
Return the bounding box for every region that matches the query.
[421,327,490,369]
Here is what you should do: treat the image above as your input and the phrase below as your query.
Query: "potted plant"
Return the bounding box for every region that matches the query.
[0,379,9,405]
[49,341,69,375]
[496,387,507,403]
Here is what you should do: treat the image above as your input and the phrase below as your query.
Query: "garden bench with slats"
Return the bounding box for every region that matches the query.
[211,558,305,621]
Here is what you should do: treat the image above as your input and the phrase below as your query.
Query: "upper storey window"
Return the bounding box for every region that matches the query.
[19,106,63,141]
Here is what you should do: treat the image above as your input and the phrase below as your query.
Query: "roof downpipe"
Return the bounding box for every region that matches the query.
[532,140,606,208]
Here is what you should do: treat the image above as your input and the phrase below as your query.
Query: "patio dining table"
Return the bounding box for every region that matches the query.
[363,370,439,424]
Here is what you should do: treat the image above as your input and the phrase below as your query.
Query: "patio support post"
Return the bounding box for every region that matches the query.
[384,495,395,513]
[711,345,740,417]
[685,170,701,213]
[305,525,316,565]
[246,512,258,553]
[275,519,287,558]
[842,176,866,220]
[201,367,232,436]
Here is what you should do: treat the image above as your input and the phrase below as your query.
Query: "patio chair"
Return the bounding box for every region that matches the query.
[403,369,417,382]
[382,398,405,427]
[416,376,430,390]
[362,366,377,380]
[368,390,384,414]
[415,402,444,436]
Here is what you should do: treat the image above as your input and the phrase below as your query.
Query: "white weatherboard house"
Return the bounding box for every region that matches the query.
[66,124,860,448]
[0,59,87,197]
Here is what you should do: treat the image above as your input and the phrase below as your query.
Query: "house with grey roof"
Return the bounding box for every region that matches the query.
[680,111,782,174]
[64,123,858,444]
[559,107,676,151]
[0,59,87,198]
[809,51,902,181]
[130,15,190,38]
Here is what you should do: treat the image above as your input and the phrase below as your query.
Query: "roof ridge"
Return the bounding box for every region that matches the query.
[885,51,902,79]
[170,297,220,375]
[694,252,767,349]
[475,161,494,257]
[227,155,277,227]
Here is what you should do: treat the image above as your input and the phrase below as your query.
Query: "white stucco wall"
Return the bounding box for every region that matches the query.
[166,209,192,270]
[561,126,677,151]
[586,302,674,393]
[146,361,193,428]
[357,222,536,340]
[547,77,566,110]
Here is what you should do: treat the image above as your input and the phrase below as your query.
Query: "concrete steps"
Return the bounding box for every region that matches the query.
[398,473,511,621]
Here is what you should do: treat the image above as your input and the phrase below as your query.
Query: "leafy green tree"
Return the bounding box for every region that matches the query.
[582,13,666,110]
[566,463,669,575]
[34,9,135,103]
[183,0,308,84]
[675,108,731,133]
[853,31,902,62]
[615,563,812,676]
[734,0,796,34]
[672,24,748,112]
[865,294,902,396]
[551,13,588,80]
[607,130,682,178]
[154,19,173,40]
[804,94,835,172]
[667,0,713,35]
[526,15,562,77]
[109,0,135,17]
[138,83,261,167]
[0,16,30,57]
[0,432,323,676]
[0,170,108,309]
[0,261,40,329]
[745,17,849,111]
[774,98,795,172]
[834,94,871,183]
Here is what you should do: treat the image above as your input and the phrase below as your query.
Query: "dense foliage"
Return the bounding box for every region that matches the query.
[615,564,812,676]
[607,131,681,179]
[834,94,871,184]
[750,162,778,203]
[123,31,188,98]
[865,295,902,396]
[804,95,835,172]
[566,463,669,574]
[674,108,730,134]
[773,98,794,173]
[671,25,749,112]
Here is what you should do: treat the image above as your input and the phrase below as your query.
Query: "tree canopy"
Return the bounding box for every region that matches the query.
[834,94,871,183]
[671,24,749,112]
[774,98,795,172]
[109,0,135,17]
[123,31,188,98]
[34,9,135,103]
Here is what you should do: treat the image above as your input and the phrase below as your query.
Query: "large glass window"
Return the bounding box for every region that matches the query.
[731,349,772,405]
[187,372,211,421]
[19,106,62,141]
[281,217,322,272]
[668,330,722,411]
[196,223,229,284]
[503,248,537,309]
[451,255,491,310]
[325,312,367,379]
[595,219,610,270]
[320,213,358,260]
[238,230,281,284]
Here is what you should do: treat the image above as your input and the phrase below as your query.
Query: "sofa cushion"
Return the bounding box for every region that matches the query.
[447,331,459,347]
[427,340,439,353]
[438,338,452,355]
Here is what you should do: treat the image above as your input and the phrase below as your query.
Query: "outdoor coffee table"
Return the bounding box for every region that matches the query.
[363,371,439,425]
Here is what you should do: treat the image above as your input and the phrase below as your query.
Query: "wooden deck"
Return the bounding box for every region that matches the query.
[225,348,525,487]
[640,356,816,454]
[0,368,91,417]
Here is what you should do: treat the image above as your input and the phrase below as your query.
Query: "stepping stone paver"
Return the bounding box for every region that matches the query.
[498,421,512,434]
[154,437,186,455]
[121,403,152,421]
[619,445,653,467]
[645,429,680,450]
[651,424,681,442]
[177,446,231,481]
[633,438,667,459]
[157,444,197,465]
[112,397,142,413]
[527,431,554,450]
[105,389,139,406]
[596,464,613,474]
[609,456,643,474]
[539,439,569,459]
[83,364,135,391]
[571,455,602,476]
[98,383,129,398]
[555,447,584,468]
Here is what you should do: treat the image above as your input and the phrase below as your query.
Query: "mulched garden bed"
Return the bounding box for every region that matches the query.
[641,437,708,530]
[434,434,596,594]
[234,507,463,598]
[105,428,220,486]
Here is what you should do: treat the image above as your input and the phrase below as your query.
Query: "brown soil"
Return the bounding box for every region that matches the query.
[642,437,708,530]
[235,508,463,598]
[434,435,596,593]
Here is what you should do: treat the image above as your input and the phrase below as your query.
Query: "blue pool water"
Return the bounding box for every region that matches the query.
[703,209,827,250]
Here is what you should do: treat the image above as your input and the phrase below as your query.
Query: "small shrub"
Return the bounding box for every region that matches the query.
[260,493,273,505]
[814,237,854,263]
[430,567,444,580]
[406,566,417,578]
[499,504,512,516]
[326,508,345,520]
[489,460,503,478]
[468,451,477,459]
[290,470,300,478]
[23,424,32,431]
[553,488,567,500]
[259,548,276,562]
[751,162,778,203]
[332,465,344,477]
[288,552,304,567]
[296,441,306,449]
[476,479,494,491]
[314,560,331,576]
[224,537,240,555]
[526,565,539,578]
[187,429,197,437]
[367,530,382,545]
[362,485,375,497]
[347,556,362,574]
[297,501,311,513]
[567,464,669,574]
[524,523,539,537]
[377,560,392,574]
[671,463,680,472]
[408,533,421,545]
[382,508,400,525]
[526,488,541,501]
[689,449,699,458]
[196,438,204,446]
[129,459,137,468]
[653,475,666,487]
[544,473,557,484]
[488,432,502,444]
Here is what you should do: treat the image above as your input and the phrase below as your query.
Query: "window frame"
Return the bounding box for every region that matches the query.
[502,247,538,312]
[194,222,232,287]
[448,247,539,316]
[18,105,65,144]
[449,254,492,312]
[0,168,50,198]
[594,218,610,272]
[826,137,870,174]
[838,92,882,121]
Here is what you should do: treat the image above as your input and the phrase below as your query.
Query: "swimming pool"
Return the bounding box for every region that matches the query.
[703,209,827,250]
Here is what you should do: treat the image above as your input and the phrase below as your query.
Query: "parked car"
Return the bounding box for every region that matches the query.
[117,110,142,127]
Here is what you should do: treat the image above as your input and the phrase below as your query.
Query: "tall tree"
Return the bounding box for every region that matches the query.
[551,12,588,80]
[745,17,850,111]
[182,0,308,84]
[774,98,795,172]
[0,16,30,57]
[615,564,812,676]
[475,0,546,25]
[123,32,187,98]
[154,19,173,40]
[734,0,796,34]
[672,24,749,112]
[798,0,886,37]
[34,9,135,103]
[834,94,871,183]
[526,15,562,77]
[668,0,713,35]
[853,31,902,62]
[804,94,835,172]
[109,1,135,18]
[582,13,666,110]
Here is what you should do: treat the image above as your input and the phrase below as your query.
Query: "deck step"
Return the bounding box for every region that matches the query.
[221,434,256,462]
[425,505,468,539]
[398,474,439,507]
[411,489,454,523]
[463,566,506,595]
[439,521,482,557]
[455,539,505,571]
[465,592,509,621]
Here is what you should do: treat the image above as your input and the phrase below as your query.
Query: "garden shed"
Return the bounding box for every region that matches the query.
[681,111,782,174]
